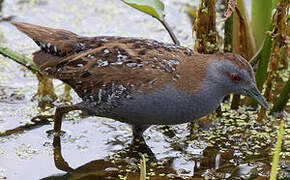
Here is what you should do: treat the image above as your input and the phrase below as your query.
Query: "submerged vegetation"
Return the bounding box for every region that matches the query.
[0,0,289,179]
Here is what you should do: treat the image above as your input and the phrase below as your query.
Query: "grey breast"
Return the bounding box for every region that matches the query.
[112,84,223,126]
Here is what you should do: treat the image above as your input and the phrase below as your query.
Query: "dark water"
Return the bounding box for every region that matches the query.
[0,0,289,179]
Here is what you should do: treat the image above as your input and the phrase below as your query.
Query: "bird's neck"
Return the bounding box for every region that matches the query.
[188,81,226,120]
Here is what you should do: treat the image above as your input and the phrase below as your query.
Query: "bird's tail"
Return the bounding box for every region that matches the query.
[12,22,88,67]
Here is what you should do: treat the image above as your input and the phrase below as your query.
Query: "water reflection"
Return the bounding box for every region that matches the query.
[39,126,238,179]
[41,135,175,179]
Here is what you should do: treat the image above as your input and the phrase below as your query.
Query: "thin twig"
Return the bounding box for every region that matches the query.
[159,20,180,45]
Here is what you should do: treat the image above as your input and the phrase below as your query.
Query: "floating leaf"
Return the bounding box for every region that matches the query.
[122,0,165,20]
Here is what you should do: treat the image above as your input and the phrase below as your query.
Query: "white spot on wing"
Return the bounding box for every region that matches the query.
[97,89,102,104]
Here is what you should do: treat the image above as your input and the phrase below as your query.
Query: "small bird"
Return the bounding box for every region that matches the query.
[12,22,268,137]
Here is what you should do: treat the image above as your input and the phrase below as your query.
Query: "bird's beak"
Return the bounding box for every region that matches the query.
[244,86,269,109]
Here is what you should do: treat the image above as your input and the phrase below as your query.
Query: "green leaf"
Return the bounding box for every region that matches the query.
[271,77,290,114]
[251,0,272,48]
[247,20,273,106]
[122,0,165,20]
[253,33,272,92]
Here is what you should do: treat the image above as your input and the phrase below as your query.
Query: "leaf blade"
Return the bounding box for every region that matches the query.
[122,0,165,20]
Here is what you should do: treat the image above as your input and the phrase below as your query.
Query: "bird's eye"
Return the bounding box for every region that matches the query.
[231,73,241,82]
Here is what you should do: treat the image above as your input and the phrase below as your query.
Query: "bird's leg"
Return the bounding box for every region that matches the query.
[132,125,150,143]
[51,103,85,171]
[131,125,157,161]
[54,103,83,136]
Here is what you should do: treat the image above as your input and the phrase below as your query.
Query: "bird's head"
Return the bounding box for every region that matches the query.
[206,53,268,108]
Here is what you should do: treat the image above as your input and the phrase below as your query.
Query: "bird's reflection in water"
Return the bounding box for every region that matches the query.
[41,134,179,180]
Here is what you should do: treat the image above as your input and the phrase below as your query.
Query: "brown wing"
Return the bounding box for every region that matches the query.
[39,39,190,98]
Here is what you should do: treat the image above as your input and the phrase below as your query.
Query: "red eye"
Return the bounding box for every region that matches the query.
[231,73,241,82]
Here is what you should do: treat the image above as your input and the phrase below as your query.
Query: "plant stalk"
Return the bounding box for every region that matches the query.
[269,121,284,180]
[0,45,39,73]
[159,20,180,45]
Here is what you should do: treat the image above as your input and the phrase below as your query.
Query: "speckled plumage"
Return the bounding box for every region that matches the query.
[12,22,268,136]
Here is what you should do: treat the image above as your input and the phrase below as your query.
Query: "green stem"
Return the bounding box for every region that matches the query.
[159,19,180,45]
[139,154,146,180]
[0,44,40,73]
[270,121,284,180]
